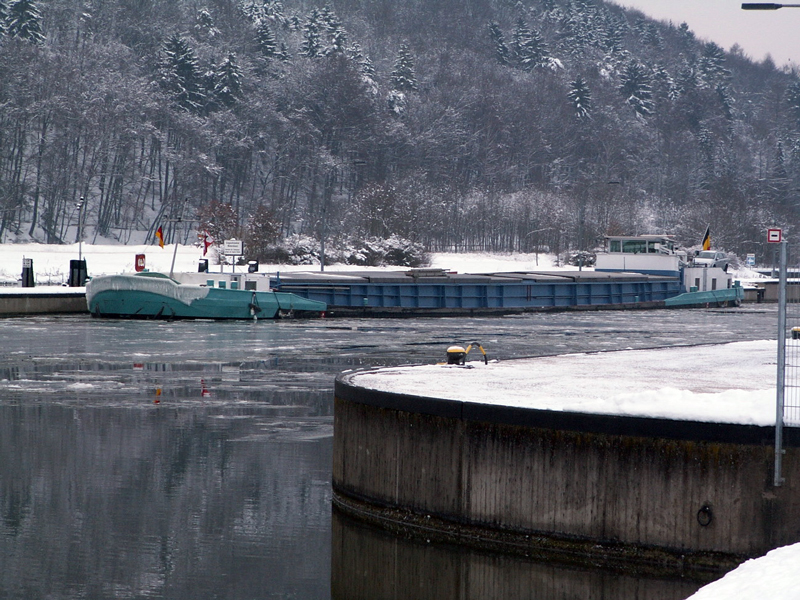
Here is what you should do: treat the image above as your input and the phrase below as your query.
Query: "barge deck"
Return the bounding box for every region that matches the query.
[269,269,682,316]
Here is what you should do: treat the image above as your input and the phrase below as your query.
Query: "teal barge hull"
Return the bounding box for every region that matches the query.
[86,272,326,319]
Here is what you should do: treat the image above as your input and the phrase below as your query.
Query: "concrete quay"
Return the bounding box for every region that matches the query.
[0,287,88,316]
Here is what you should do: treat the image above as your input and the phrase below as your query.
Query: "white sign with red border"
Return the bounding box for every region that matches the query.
[768,228,782,243]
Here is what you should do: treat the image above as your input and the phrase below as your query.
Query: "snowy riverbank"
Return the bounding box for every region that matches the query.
[0,243,568,285]
[0,242,765,286]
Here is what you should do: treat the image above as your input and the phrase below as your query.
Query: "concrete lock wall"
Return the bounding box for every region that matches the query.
[333,376,800,573]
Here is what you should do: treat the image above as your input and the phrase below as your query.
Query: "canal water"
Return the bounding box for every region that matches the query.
[0,306,778,599]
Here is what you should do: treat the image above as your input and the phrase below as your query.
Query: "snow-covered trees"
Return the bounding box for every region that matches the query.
[299,8,322,58]
[5,0,44,43]
[348,42,377,93]
[194,8,219,39]
[0,0,8,36]
[160,35,244,113]
[488,17,560,72]
[1,0,798,260]
[388,42,417,114]
[512,18,549,71]
[390,43,417,92]
[160,34,205,112]
[600,15,625,57]
[619,61,653,117]
[298,5,349,58]
[488,21,510,66]
[788,82,800,128]
[211,53,242,108]
[567,76,592,119]
[256,21,277,58]
[698,42,730,88]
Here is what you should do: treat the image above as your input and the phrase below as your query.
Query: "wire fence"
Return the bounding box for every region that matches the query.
[784,282,800,426]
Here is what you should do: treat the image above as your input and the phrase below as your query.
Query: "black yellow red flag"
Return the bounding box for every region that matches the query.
[701,226,710,251]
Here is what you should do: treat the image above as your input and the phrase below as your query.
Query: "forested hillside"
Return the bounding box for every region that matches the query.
[1,0,799,261]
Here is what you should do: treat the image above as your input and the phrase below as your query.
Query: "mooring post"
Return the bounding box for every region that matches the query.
[776,239,788,487]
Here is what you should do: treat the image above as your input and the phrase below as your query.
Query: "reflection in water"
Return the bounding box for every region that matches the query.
[0,404,332,599]
[331,511,703,600]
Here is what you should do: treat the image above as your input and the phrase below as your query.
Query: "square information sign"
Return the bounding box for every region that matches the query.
[223,239,244,255]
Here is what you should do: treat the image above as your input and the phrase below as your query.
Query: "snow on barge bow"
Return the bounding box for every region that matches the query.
[86,272,326,320]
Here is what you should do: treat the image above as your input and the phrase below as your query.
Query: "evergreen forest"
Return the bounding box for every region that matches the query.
[2,0,800,262]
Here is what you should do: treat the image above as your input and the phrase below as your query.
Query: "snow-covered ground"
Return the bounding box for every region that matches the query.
[0,242,766,285]
[685,543,800,600]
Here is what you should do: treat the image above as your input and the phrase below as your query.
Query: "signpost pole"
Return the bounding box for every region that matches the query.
[222,240,244,275]
[775,233,787,486]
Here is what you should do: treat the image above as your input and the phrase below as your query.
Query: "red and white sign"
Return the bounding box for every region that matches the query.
[768,228,783,243]
[135,253,146,271]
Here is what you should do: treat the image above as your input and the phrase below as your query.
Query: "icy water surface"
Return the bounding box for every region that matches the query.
[0,306,778,599]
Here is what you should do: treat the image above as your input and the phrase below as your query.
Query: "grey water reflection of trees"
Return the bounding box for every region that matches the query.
[0,404,331,599]
[331,511,703,600]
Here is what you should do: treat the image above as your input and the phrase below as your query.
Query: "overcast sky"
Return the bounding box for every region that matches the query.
[611,0,800,67]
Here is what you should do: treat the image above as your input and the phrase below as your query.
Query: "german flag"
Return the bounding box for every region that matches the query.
[701,226,711,251]
[155,226,165,248]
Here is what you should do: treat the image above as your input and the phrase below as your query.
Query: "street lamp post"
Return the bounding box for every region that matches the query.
[775,239,788,486]
[68,198,88,287]
[524,227,554,266]
[575,179,621,260]
[741,0,799,486]
[741,3,800,9]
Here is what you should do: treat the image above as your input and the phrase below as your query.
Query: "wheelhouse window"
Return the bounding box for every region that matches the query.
[607,237,674,254]
[622,240,647,254]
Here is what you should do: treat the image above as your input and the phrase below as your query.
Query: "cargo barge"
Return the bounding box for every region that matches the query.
[267,268,680,316]
[264,235,741,316]
[2,235,742,318]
